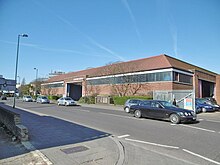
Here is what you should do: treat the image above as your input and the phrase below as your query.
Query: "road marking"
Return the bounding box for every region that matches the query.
[198,118,204,121]
[170,124,177,126]
[118,134,130,138]
[125,138,179,149]
[22,141,53,165]
[183,149,220,165]
[179,124,216,133]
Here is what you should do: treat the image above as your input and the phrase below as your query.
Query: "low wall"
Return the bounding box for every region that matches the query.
[0,103,28,141]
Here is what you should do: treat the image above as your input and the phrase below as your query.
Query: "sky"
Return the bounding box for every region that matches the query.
[0,0,220,83]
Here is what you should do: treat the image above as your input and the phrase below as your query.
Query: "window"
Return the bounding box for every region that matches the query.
[87,71,172,85]
[173,72,192,84]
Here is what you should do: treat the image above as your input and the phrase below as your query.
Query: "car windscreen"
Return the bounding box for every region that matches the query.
[26,96,31,98]
[65,97,72,100]
[159,101,176,108]
[196,99,206,104]
[42,97,47,99]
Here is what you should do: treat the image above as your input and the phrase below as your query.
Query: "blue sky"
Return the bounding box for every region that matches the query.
[0,0,220,83]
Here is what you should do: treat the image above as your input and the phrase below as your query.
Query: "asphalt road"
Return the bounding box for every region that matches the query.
[5,99,220,165]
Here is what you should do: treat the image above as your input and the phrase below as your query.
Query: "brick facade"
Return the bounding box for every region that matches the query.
[215,75,220,104]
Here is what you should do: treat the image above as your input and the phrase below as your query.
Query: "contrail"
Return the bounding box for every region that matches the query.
[168,15,178,57]
[31,0,124,61]
[121,0,142,44]
[0,40,110,58]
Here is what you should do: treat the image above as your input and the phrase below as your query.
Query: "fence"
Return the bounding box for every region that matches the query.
[153,90,195,110]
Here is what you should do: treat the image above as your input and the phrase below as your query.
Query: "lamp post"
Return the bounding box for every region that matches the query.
[13,34,28,108]
[34,68,38,99]
[17,76,20,85]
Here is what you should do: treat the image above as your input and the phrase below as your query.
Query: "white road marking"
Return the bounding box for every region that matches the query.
[117,134,130,138]
[170,124,177,126]
[183,149,220,165]
[22,141,53,165]
[198,118,204,121]
[179,124,216,133]
[125,138,179,149]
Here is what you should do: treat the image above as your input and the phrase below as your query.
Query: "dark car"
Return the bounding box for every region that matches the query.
[124,99,143,113]
[0,95,7,100]
[195,98,216,113]
[130,100,196,124]
[203,97,220,111]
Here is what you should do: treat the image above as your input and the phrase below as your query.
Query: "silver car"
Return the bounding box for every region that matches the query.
[36,96,50,104]
[124,99,142,113]
[57,97,76,106]
[22,95,33,102]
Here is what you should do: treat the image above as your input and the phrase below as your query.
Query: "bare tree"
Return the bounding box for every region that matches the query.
[103,62,143,96]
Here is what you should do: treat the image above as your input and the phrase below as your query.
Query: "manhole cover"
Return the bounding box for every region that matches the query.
[61,146,89,154]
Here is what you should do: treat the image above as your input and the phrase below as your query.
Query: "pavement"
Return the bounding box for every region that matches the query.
[0,102,124,165]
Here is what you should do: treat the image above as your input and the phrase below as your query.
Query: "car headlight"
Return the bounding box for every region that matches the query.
[178,112,184,116]
[184,112,188,116]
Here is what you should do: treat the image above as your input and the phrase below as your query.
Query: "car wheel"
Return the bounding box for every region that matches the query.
[202,108,206,113]
[124,107,130,113]
[58,102,60,106]
[170,114,180,124]
[65,102,67,106]
[134,110,142,118]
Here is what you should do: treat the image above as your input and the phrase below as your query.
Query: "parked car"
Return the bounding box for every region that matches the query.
[57,97,76,106]
[22,95,33,102]
[124,99,143,113]
[36,96,50,104]
[203,97,220,111]
[130,100,196,124]
[0,95,7,100]
[195,98,215,113]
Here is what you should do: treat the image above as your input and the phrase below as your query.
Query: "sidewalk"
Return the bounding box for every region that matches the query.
[0,103,122,165]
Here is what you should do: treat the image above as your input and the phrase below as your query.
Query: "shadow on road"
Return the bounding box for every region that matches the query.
[0,103,111,159]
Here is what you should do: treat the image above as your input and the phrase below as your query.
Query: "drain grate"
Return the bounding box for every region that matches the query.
[61,146,89,154]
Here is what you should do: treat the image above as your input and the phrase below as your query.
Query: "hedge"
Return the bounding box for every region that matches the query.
[78,96,95,104]
[113,96,152,105]
[48,95,61,100]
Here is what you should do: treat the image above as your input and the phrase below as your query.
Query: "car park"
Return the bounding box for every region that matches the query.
[195,98,216,113]
[22,95,33,102]
[130,100,196,124]
[36,96,50,104]
[57,97,76,106]
[124,99,143,113]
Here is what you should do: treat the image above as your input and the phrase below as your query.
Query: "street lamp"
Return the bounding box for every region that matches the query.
[34,68,38,98]
[13,34,28,108]
[17,76,20,85]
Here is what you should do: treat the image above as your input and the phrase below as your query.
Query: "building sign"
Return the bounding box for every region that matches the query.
[184,98,193,110]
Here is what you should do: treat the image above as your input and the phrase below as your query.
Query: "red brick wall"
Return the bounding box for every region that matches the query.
[41,87,64,96]
[87,82,175,96]
[215,75,220,104]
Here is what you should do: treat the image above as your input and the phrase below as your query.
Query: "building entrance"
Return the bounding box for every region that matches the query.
[199,80,215,98]
[66,83,82,101]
